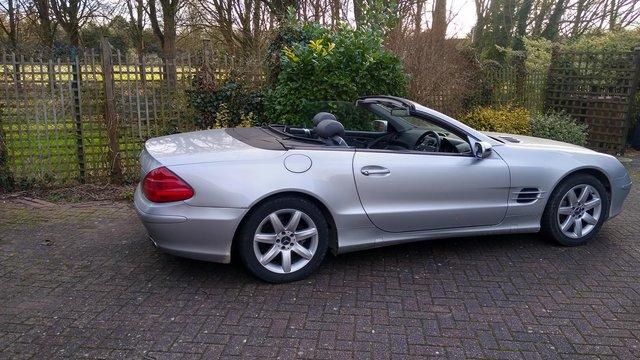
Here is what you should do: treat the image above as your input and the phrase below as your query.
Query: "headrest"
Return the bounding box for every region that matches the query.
[312,112,337,126]
[315,119,345,139]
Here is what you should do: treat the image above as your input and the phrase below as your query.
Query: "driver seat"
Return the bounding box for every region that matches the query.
[314,119,349,147]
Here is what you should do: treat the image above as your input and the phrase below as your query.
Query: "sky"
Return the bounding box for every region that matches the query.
[446,0,477,38]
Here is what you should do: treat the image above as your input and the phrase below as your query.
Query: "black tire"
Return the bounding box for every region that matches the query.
[237,196,329,283]
[541,174,609,246]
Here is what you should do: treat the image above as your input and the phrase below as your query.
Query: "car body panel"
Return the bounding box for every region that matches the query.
[352,150,510,232]
[133,98,632,265]
[144,129,284,166]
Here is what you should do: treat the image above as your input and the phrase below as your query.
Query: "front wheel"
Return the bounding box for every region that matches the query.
[237,197,329,283]
[541,174,609,246]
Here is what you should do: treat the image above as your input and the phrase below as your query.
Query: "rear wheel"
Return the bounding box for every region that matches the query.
[541,174,609,246]
[237,197,329,283]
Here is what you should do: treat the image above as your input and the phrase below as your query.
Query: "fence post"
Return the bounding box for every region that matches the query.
[543,45,560,112]
[70,47,86,183]
[100,38,124,185]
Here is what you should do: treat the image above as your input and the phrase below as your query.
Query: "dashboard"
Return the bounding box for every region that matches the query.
[370,129,471,154]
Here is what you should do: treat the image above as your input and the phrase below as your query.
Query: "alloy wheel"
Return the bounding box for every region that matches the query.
[253,209,319,274]
[557,184,602,239]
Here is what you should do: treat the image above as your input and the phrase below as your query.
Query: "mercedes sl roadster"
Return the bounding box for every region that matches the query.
[134,96,632,282]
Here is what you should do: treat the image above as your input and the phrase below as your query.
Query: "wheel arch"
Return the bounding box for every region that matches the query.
[231,191,339,261]
[551,167,612,199]
[541,166,612,224]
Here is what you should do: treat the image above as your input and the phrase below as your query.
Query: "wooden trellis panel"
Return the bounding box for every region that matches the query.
[0,44,264,185]
[545,48,640,154]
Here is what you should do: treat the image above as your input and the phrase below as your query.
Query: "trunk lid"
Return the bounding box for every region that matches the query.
[142,129,285,169]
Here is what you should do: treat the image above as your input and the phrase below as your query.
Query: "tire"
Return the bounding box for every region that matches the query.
[541,174,609,246]
[237,196,329,283]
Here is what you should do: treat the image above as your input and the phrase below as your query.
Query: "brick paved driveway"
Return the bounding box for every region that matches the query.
[1,180,639,359]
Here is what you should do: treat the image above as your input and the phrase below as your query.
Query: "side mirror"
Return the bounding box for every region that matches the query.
[371,120,388,132]
[474,141,492,159]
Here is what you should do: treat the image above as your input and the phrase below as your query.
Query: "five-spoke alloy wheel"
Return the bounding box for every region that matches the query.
[542,174,609,246]
[238,197,329,283]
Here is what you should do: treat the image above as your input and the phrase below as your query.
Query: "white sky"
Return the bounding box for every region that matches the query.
[446,0,477,38]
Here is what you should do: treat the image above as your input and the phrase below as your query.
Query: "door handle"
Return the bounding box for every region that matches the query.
[361,167,390,176]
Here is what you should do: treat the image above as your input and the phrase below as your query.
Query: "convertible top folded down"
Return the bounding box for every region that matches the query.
[226,127,343,150]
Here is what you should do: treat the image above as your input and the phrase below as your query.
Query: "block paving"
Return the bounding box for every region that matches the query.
[1,180,639,359]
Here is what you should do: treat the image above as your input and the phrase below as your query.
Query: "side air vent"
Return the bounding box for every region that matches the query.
[515,188,543,204]
[500,135,521,143]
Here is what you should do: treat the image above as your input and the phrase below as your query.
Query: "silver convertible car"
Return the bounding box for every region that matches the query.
[134,96,632,282]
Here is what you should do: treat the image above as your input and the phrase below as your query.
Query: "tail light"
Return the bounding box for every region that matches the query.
[142,166,194,203]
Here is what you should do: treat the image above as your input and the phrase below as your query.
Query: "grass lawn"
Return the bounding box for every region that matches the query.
[2,119,146,185]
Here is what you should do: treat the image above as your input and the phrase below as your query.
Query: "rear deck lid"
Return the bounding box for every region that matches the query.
[143,129,285,167]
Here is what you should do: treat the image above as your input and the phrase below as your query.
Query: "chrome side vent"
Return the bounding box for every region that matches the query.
[514,188,543,204]
[500,136,521,143]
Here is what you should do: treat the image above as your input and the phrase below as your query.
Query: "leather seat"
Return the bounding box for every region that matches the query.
[312,112,337,126]
[314,119,349,147]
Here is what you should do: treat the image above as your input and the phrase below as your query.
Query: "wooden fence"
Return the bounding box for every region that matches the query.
[0,41,262,186]
[545,47,640,153]
[1,42,639,187]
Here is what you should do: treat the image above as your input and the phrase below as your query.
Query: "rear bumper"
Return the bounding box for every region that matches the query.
[609,173,632,219]
[134,184,246,263]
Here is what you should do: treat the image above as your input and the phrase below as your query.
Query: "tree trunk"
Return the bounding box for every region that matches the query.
[100,38,124,185]
[541,0,566,40]
[488,0,508,61]
[331,0,340,27]
[252,0,261,56]
[138,46,146,88]
[571,0,584,36]
[513,0,533,99]
[432,0,447,41]
[608,0,617,30]
[34,0,55,49]
[353,0,363,28]
[313,0,320,22]
[415,0,423,33]
[162,14,177,88]
[472,0,486,49]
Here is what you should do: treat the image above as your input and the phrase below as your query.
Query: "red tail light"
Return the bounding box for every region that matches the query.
[142,166,194,203]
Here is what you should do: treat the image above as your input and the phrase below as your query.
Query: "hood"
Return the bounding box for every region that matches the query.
[483,132,597,154]
[144,129,284,166]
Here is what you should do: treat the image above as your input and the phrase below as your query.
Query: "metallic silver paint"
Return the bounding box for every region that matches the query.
[353,150,510,232]
[134,105,632,265]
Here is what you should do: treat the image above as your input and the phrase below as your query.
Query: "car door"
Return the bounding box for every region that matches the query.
[353,150,510,232]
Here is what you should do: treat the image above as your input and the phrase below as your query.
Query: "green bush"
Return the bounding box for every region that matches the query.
[530,112,588,146]
[460,105,531,135]
[187,74,264,129]
[265,22,408,127]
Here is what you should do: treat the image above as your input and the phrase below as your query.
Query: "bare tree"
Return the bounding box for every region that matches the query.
[0,0,20,50]
[541,0,567,40]
[259,0,297,21]
[50,0,99,47]
[472,0,490,48]
[432,0,447,40]
[125,0,147,83]
[414,0,424,33]
[30,0,56,48]
[147,0,180,87]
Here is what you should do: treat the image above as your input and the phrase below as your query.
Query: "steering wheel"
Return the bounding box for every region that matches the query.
[414,130,441,152]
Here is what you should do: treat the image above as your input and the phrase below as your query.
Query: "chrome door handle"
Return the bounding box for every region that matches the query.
[361,167,390,176]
